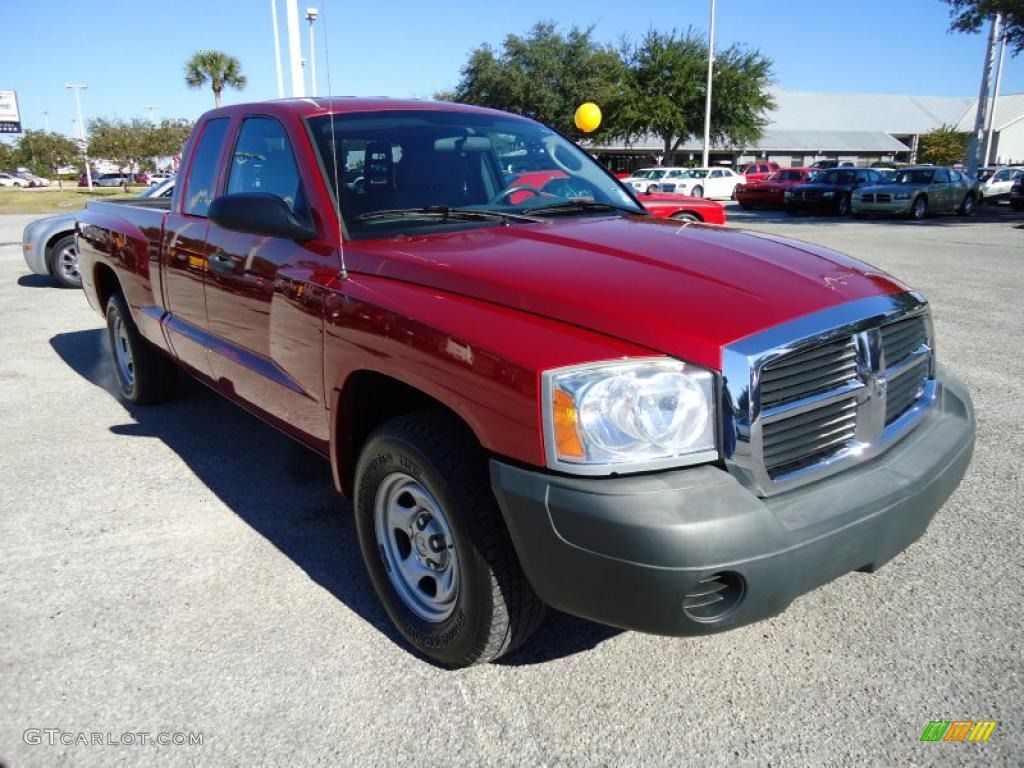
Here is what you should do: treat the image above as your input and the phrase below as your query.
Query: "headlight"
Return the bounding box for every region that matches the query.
[894,192,910,200]
[784,189,794,197]
[823,191,835,198]
[542,358,717,474]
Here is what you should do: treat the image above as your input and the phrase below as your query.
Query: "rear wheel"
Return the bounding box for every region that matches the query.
[106,291,177,404]
[49,235,82,289]
[354,412,544,667]
[671,211,700,222]
[691,185,704,198]
[910,195,928,220]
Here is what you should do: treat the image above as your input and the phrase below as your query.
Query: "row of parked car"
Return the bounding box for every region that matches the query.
[76,170,175,187]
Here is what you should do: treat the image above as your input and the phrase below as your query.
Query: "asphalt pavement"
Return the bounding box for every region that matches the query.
[0,206,1021,767]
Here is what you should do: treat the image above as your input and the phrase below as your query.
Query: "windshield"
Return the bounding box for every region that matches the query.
[682,169,708,179]
[992,168,1020,181]
[307,111,641,236]
[890,169,935,185]
[773,170,805,181]
[816,169,858,184]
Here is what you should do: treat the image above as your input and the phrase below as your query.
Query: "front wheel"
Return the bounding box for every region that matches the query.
[106,291,178,404]
[645,184,659,195]
[691,185,704,198]
[354,412,544,667]
[49,235,82,289]
[909,195,928,220]
[836,194,851,216]
[959,195,975,216]
[671,211,700,222]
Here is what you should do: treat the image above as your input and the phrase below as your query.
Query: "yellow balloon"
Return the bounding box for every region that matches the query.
[575,102,602,133]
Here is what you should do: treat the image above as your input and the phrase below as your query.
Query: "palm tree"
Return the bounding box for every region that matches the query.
[184,51,247,108]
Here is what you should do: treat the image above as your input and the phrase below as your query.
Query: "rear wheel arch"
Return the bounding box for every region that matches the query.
[333,370,484,499]
[94,262,121,312]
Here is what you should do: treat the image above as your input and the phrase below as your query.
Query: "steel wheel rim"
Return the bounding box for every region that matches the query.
[58,245,80,281]
[113,313,135,390]
[374,472,459,623]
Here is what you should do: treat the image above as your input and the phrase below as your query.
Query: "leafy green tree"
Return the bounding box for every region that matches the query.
[145,118,193,163]
[0,140,13,170]
[918,124,968,164]
[12,130,81,189]
[87,118,153,187]
[451,22,627,138]
[945,0,1024,54]
[618,28,774,164]
[185,50,247,108]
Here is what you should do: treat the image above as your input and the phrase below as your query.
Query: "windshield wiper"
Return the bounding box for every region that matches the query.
[525,200,641,217]
[353,206,541,224]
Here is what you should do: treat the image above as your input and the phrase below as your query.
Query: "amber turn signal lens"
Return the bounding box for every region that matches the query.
[552,388,585,459]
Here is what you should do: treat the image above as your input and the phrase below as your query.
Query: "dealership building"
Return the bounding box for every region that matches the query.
[591,87,1024,170]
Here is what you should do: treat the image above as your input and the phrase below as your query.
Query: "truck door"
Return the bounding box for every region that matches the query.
[202,114,332,449]
[161,117,231,379]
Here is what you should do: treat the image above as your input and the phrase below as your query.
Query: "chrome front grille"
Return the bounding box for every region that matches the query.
[723,293,938,496]
[762,397,858,477]
[760,337,858,408]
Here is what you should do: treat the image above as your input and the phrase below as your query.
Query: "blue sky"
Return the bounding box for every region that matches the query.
[4,0,1023,139]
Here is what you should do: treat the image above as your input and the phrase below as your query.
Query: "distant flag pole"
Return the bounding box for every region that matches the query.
[967,14,1001,176]
[983,26,1007,166]
[701,0,716,167]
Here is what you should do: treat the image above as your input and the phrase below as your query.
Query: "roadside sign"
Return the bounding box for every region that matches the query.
[0,90,23,134]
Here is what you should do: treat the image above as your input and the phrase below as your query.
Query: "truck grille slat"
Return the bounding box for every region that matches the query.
[762,396,858,474]
[885,358,929,424]
[759,339,858,408]
[881,316,927,366]
[762,399,857,439]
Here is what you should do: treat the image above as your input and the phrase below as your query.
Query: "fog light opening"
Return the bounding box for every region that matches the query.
[683,571,745,622]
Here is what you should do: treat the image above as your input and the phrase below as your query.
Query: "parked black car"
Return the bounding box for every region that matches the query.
[784,167,884,215]
[1011,174,1024,211]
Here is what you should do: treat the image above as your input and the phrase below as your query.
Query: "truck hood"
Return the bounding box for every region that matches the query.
[347,215,904,370]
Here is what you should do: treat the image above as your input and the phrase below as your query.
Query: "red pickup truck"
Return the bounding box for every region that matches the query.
[77,99,975,668]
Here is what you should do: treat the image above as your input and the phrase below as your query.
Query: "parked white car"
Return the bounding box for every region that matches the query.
[979,167,1023,203]
[663,167,746,200]
[147,171,174,186]
[621,167,692,195]
[0,172,29,188]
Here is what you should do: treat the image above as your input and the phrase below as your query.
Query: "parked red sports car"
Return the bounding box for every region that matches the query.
[637,192,726,224]
[735,168,816,209]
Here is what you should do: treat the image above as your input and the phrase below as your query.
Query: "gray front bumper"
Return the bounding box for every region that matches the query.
[490,369,974,636]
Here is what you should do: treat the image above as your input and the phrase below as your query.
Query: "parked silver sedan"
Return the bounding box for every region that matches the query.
[21,178,175,288]
[851,166,977,219]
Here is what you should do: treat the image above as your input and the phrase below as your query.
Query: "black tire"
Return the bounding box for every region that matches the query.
[645,184,659,195]
[959,194,975,216]
[671,211,700,222]
[730,185,738,200]
[48,234,82,289]
[909,195,928,220]
[105,291,177,405]
[836,194,851,216]
[354,412,544,668]
[691,185,704,198]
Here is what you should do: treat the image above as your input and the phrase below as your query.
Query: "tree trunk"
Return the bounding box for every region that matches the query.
[214,89,222,108]
[663,136,673,167]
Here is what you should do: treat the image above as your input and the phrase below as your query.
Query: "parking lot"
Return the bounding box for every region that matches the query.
[0,206,1021,766]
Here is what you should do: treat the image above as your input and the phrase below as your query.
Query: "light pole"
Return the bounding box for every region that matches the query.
[270,0,285,98]
[285,0,305,97]
[65,83,92,188]
[983,29,1007,166]
[966,14,1001,176]
[143,104,158,123]
[701,0,716,168]
[306,7,319,97]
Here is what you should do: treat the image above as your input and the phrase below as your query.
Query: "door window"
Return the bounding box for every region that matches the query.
[933,169,950,183]
[183,118,229,216]
[227,116,306,214]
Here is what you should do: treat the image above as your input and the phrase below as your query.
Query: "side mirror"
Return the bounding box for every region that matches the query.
[208,193,317,241]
